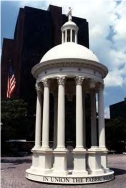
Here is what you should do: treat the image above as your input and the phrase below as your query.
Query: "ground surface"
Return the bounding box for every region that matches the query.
[1,154,126,188]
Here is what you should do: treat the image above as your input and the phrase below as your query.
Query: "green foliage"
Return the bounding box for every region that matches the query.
[106,117,126,152]
[1,99,35,141]
[1,99,27,120]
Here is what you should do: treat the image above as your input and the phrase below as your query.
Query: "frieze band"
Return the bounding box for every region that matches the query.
[26,173,114,184]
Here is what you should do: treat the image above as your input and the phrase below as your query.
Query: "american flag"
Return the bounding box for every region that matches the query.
[7,63,16,98]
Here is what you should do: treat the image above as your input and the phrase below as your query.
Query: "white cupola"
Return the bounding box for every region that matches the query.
[61,7,78,43]
[32,7,108,80]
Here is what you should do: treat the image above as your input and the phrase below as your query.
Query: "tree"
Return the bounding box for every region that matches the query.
[106,117,126,153]
[1,99,35,140]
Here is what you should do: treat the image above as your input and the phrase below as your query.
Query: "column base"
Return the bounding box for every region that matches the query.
[32,146,41,151]
[88,147,104,175]
[73,147,87,152]
[53,148,68,176]
[100,150,109,173]
[72,148,88,175]
[30,152,39,170]
[37,148,52,174]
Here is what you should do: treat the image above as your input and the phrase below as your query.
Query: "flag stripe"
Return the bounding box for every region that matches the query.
[7,64,16,98]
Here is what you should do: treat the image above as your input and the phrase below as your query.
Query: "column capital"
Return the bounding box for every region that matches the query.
[99,83,104,90]
[35,82,43,93]
[75,76,84,85]
[90,79,97,89]
[42,79,50,87]
[57,77,65,85]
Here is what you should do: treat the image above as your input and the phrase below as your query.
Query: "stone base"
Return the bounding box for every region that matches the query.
[72,148,88,176]
[53,148,68,176]
[88,147,105,175]
[26,169,114,184]
[30,148,53,174]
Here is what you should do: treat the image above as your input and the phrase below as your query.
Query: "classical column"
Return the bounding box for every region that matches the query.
[75,76,84,149]
[98,84,106,148]
[73,76,87,175]
[41,79,50,149]
[53,92,58,149]
[83,93,86,148]
[62,33,63,43]
[90,90,97,147]
[31,83,42,170]
[98,83,109,172]
[33,82,43,149]
[70,29,72,42]
[88,81,104,175]
[38,79,52,173]
[57,77,66,149]
[53,77,67,175]
[75,32,77,43]
[65,30,67,42]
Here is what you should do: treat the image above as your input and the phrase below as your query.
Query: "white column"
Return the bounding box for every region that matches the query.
[53,92,58,149]
[70,29,72,42]
[98,83,109,172]
[90,90,97,147]
[75,32,77,43]
[88,81,104,175]
[75,76,84,149]
[57,77,66,149]
[65,30,67,42]
[33,83,42,149]
[41,79,50,149]
[83,93,86,148]
[53,77,67,175]
[73,76,87,175]
[62,32,64,43]
[98,84,106,148]
[37,79,52,173]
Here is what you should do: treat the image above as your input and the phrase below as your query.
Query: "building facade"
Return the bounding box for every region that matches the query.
[110,98,126,119]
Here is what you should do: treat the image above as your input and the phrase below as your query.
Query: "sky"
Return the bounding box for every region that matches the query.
[1,0,126,118]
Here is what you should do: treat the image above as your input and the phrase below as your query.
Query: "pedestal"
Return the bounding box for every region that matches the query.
[88,147,104,175]
[53,149,68,176]
[100,148,109,173]
[72,149,88,175]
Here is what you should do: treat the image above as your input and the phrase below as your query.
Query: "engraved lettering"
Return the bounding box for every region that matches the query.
[43,176,48,181]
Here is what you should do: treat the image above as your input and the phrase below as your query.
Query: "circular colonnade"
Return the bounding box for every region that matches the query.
[26,8,114,184]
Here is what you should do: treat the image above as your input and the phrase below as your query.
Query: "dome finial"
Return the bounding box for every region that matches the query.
[67,7,72,21]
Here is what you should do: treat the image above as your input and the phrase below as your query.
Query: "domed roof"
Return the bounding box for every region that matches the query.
[63,21,77,27]
[40,42,99,63]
